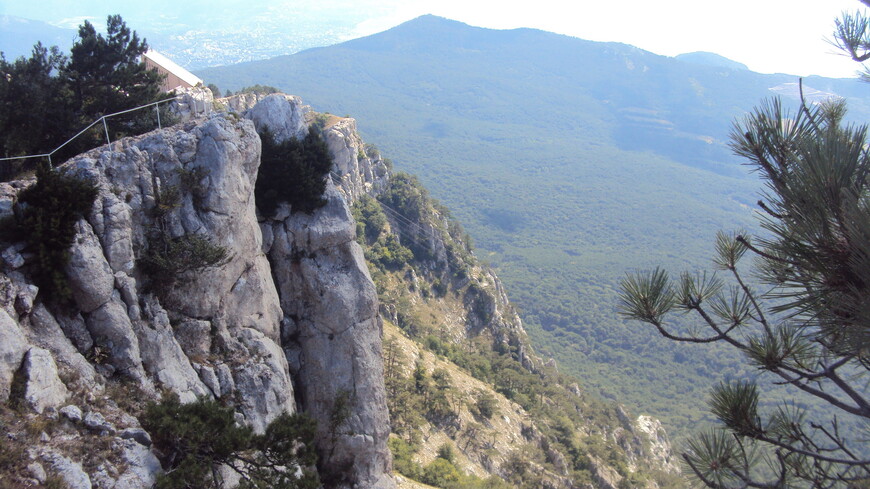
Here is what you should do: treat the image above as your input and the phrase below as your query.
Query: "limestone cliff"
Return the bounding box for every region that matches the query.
[0,94,393,489]
[0,90,681,489]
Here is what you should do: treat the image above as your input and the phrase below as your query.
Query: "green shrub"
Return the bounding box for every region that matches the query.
[352,195,388,244]
[141,395,319,489]
[237,85,280,96]
[475,391,499,420]
[256,128,333,217]
[388,437,424,480]
[2,162,98,301]
[139,175,230,288]
[368,234,413,270]
[140,233,230,287]
[437,443,457,464]
[422,458,462,488]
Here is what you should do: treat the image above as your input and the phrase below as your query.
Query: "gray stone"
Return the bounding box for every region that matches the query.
[231,328,296,434]
[14,283,38,316]
[99,194,136,273]
[112,438,162,489]
[84,411,115,434]
[60,405,83,423]
[169,86,215,122]
[22,347,69,414]
[322,117,390,202]
[43,451,92,489]
[173,320,212,359]
[193,364,221,397]
[635,415,681,474]
[120,427,152,447]
[85,298,145,380]
[269,184,393,488]
[0,183,17,220]
[245,93,309,143]
[113,272,139,317]
[27,304,102,395]
[0,308,27,403]
[215,363,235,398]
[136,314,210,403]
[2,247,24,269]
[55,311,93,354]
[27,461,46,483]
[66,220,115,313]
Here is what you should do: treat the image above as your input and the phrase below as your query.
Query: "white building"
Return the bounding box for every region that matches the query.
[142,50,203,92]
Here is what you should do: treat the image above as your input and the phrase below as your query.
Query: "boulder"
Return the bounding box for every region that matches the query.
[43,451,91,489]
[85,298,146,380]
[245,93,309,143]
[65,220,114,313]
[22,347,69,414]
[0,308,27,403]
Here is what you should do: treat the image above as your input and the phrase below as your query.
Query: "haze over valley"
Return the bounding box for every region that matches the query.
[1,5,868,486]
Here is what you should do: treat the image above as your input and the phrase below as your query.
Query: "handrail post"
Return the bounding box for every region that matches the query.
[156,104,161,130]
[102,117,111,144]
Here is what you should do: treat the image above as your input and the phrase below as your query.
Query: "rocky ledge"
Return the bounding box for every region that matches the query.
[0,93,394,489]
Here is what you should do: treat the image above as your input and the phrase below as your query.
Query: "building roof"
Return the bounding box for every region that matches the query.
[142,50,202,88]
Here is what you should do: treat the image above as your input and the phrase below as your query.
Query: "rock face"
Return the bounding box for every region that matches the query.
[252,94,393,488]
[0,95,394,488]
[322,117,391,202]
[635,415,681,474]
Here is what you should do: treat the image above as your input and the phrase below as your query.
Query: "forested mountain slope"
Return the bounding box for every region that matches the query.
[198,15,870,437]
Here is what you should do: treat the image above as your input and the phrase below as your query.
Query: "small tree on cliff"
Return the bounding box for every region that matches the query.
[0,15,166,167]
[62,15,165,153]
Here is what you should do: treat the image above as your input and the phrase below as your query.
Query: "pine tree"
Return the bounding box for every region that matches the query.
[617,70,870,489]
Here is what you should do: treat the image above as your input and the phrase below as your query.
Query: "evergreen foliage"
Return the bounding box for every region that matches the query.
[141,396,319,489]
[371,170,682,489]
[63,15,164,151]
[352,195,413,270]
[255,128,333,216]
[618,97,870,487]
[236,85,280,96]
[139,176,230,288]
[2,162,98,301]
[140,232,230,287]
[0,15,167,173]
[0,43,74,177]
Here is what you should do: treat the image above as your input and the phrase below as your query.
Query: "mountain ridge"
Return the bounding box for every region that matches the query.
[196,15,870,439]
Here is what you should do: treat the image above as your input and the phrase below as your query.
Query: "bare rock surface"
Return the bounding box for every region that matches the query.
[323,117,391,202]
[269,181,393,488]
[0,93,403,488]
[245,93,309,142]
[0,307,27,402]
[65,220,115,313]
[22,347,69,414]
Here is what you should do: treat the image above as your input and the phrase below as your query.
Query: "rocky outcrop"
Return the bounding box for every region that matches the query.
[266,183,393,488]
[0,94,395,488]
[635,415,681,475]
[322,117,391,202]
[170,86,215,122]
[251,95,393,488]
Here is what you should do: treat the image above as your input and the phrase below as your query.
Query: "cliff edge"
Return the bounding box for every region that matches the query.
[0,93,393,489]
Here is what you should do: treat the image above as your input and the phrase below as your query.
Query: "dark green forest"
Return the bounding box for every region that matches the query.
[200,16,870,439]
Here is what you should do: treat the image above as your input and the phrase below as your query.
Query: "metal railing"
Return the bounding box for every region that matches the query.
[0,93,211,167]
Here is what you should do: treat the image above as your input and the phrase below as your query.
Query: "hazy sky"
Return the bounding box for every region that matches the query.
[1,0,865,78]
[348,0,865,78]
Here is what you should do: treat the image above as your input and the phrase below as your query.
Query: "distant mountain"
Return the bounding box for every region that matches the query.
[0,15,76,60]
[675,51,749,71]
[198,14,870,437]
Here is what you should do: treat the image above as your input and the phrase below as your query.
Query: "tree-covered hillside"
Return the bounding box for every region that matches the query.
[198,15,870,438]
